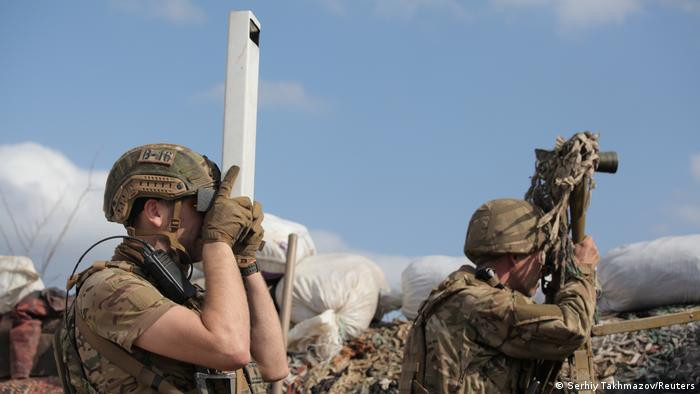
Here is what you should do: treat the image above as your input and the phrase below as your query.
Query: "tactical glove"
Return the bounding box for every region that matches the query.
[233,200,264,267]
[201,166,253,248]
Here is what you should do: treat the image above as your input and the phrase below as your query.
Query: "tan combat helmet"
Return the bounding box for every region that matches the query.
[464,199,547,265]
[104,143,220,260]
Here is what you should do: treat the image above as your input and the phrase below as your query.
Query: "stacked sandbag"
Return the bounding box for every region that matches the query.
[598,235,700,313]
[1,289,68,379]
[400,255,472,319]
[257,213,316,277]
[275,253,389,359]
[1,256,45,314]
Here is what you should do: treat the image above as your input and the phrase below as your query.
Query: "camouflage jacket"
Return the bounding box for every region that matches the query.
[74,263,196,393]
[72,242,264,393]
[400,264,596,394]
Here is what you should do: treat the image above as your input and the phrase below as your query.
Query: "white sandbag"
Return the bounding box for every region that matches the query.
[286,309,343,358]
[598,235,700,313]
[257,213,316,275]
[401,255,472,319]
[275,253,388,358]
[0,256,45,313]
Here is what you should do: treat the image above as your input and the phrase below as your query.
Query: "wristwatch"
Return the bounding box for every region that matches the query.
[240,261,260,277]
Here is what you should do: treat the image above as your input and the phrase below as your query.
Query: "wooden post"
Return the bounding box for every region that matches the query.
[272,233,298,394]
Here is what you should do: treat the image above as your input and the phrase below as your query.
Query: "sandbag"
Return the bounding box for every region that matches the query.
[598,235,700,313]
[0,256,45,314]
[257,213,316,276]
[401,255,472,319]
[275,253,389,359]
[1,288,68,378]
[285,310,342,360]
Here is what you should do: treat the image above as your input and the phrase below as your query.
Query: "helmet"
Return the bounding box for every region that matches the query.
[464,199,546,265]
[103,143,220,262]
[104,143,220,224]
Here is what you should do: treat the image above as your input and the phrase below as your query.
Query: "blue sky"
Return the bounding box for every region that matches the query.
[1,0,699,287]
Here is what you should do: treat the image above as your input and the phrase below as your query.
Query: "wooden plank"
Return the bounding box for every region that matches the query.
[592,308,700,337]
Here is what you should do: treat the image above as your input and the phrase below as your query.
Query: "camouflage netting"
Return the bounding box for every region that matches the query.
[525,132,600,287]
[282,304,700,393]
[284,321,411,393]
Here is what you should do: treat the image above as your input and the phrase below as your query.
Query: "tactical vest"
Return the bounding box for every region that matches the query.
[399,266,474,394]
[398,265,535,394]
[53,260,262,394]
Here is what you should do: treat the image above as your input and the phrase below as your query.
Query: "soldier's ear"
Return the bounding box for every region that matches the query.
[142,198,168,229]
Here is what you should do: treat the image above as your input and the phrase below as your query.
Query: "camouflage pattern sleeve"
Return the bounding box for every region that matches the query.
[469,266,596,360]
[76,268,177,352]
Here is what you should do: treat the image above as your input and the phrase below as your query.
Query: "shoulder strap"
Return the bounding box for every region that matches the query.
[68,260,144,291]
[54,301,101,393]
[53,325,76,394]
[414,266,476,326]
[399,267,476,394]
[74,311,184,394]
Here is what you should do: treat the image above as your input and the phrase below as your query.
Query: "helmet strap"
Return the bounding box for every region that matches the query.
[126,199,192,265]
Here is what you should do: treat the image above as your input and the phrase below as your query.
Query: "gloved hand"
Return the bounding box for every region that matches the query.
[201,166,253,249]
[233,201,265,268]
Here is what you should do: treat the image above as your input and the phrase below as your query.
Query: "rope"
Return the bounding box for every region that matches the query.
[524,131,600,284]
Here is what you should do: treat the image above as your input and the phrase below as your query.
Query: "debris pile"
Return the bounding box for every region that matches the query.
[285,320,411,393]
[285,304,700,393]
[592,305,700,384]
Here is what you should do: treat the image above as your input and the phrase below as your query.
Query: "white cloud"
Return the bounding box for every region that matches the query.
[556,0,641,29]
[675,204,700,225]
[111,0,206,25]
[0,142,124,286]
[194,80,326,113]
[667,153,700,226]
[316,0,697,27]
[315,0,348,15]
[310,229,352,253]
[313,0,467,20]
[193,82,225,101]
[371,0,467,20]
[260,80,327,113]
[664,0,700,13]
[491,0,641,29]
[691,153,700,183]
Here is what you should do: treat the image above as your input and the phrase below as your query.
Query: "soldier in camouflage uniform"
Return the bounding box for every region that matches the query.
[399,199,599,393]
[67,144,288,393]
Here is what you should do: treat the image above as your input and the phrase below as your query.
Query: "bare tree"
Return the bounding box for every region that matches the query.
[41,166,96,276]
[27,189,67,252]
[0,187,29,253]
[0,162,97,279]
[0,219,14,255]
